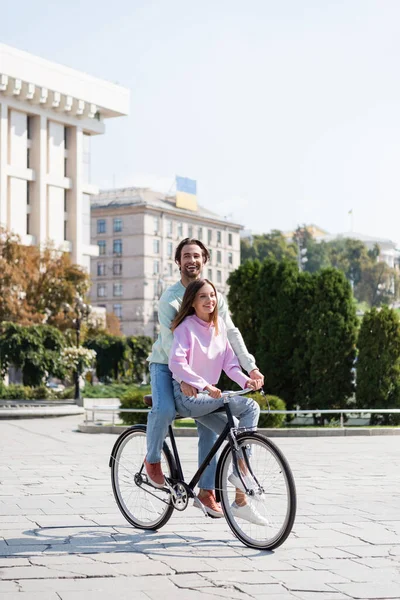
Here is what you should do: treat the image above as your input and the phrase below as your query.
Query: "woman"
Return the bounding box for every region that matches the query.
[168,279,267,525]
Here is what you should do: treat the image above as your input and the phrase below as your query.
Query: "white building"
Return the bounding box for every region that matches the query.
[0,43,129,270]
[90,187,242,337]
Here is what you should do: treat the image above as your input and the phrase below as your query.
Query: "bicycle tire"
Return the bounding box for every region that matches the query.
[217,432,296,550]
[110,425,176,530]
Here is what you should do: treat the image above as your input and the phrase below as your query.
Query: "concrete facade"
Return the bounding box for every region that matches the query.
[0,43,129,270]
[90,187,242,337]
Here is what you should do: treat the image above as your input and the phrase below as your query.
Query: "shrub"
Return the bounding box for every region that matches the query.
[82,383,151,399]
[31,385,52,400]
[253,393,286,428]
[0,385,33,400]
[119,390,148,425]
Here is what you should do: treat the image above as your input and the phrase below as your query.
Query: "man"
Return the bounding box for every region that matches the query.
[145,237,264,516]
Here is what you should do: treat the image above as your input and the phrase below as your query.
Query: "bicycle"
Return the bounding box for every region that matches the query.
[109,388,296,550]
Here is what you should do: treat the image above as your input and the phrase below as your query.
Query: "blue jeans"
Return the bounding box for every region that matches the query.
[147,363,218,490]
[172,380,260,481]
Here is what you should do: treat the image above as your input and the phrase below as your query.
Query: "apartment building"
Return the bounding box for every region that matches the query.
[90,187,242,337]
[0,43,129,269]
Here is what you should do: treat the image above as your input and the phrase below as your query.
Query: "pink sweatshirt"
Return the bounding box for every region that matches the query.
[169,315,250,391]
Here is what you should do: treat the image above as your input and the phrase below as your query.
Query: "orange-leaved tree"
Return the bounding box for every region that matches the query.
[0,228,90,326]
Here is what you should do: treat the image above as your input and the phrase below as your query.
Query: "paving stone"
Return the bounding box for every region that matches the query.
[1,416,400,600]
[269,570,350,592]
[0,593,59,599]
[0,580,20,592]
[330,581,400,598]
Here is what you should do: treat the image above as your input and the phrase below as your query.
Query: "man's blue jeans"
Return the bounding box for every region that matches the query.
[147,363,218,490]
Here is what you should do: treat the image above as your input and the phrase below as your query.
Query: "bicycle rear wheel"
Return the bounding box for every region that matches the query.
[110,425,175,530]
[217,432,296,550]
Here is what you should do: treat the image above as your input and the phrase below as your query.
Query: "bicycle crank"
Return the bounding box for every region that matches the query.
[168,482,189,511]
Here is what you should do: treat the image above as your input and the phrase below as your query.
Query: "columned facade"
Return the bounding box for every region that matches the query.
[0,43,130,269]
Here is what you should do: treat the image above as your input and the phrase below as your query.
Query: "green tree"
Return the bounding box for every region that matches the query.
[355,261,399,308]
[0,323,66,386]
[356,306,400,424]
[293,226,331,273]
[256,260,301,409]
[126,336,153,383]
[305,269,357,418]
[227,259,262,355]
[327,238,371,288]
[85,334,127,381]
[241,231,297,264]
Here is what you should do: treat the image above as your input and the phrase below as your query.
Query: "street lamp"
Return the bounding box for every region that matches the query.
[63,295,92,404]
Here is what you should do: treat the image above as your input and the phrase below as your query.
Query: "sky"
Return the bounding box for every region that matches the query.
[2,0,400,241]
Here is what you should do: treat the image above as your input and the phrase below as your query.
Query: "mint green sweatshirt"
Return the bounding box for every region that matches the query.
[147,280,257,375]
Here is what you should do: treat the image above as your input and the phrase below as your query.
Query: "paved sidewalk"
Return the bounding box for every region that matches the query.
[0,416,399,600]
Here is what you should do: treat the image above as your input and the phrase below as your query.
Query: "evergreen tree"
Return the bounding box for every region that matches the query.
[305,269,357,417]
[356,306,400,424]
[227,259,262,355]
[256,260,301,409]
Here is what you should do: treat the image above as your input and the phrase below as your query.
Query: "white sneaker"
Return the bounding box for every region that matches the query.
[231,501,269,526]
[228,472,255,493]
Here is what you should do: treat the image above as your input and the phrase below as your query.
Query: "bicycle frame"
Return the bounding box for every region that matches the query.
[166,399,242,495]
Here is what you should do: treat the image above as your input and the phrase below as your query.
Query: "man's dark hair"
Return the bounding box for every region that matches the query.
[174,238,210,265]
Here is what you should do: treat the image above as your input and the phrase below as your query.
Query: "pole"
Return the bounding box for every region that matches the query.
[74,315,82,406]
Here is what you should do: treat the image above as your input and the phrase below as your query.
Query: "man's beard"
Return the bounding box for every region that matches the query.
[182,265,201,280]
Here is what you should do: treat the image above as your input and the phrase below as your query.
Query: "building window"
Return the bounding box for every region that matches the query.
[228,252,233,265]
[209,249,213,264]
[98,240,106,255]
[188,225,193,238]
[217,250,222,264]
[217,270,222,283]
[153,260,160,274]
[166,220,173,238]
[154,216,160,234]
[113,239,123,256]
[113,283,123,297]
[113,304,122,319]
[113,262,122,276]
[27,148,31,168]
[26,214,30,235]
[208,229,212,245]
[97,219,106,234]
[217,230,222,244]
[64,189,68,212]
[198,227,203,241]
[27,116,33,140]
[166,262,173,277]
[97,284,106,297]
[64,126,69,150]
[167,241,173,259]
[177,223,183,238]
[208,268,212,280]
[97,263,106,276]
[27,182,30,205]
[113,218,122,232]
[64,157,68,177]
[153,239,160,254]
[64,220,67,241]
[228,232,233,246]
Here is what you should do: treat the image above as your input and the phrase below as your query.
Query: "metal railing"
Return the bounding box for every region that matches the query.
[84,406,400,428]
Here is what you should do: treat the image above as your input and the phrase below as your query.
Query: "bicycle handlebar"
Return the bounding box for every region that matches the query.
[201,388,255,398]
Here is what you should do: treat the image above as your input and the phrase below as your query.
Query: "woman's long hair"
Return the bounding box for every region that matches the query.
[171,279,219,334]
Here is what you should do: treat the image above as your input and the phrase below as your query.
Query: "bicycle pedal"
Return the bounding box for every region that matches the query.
[193,496,209,517]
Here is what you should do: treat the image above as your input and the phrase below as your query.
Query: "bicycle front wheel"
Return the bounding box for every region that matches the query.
[217,432,296,550]
[110,425,175,530]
